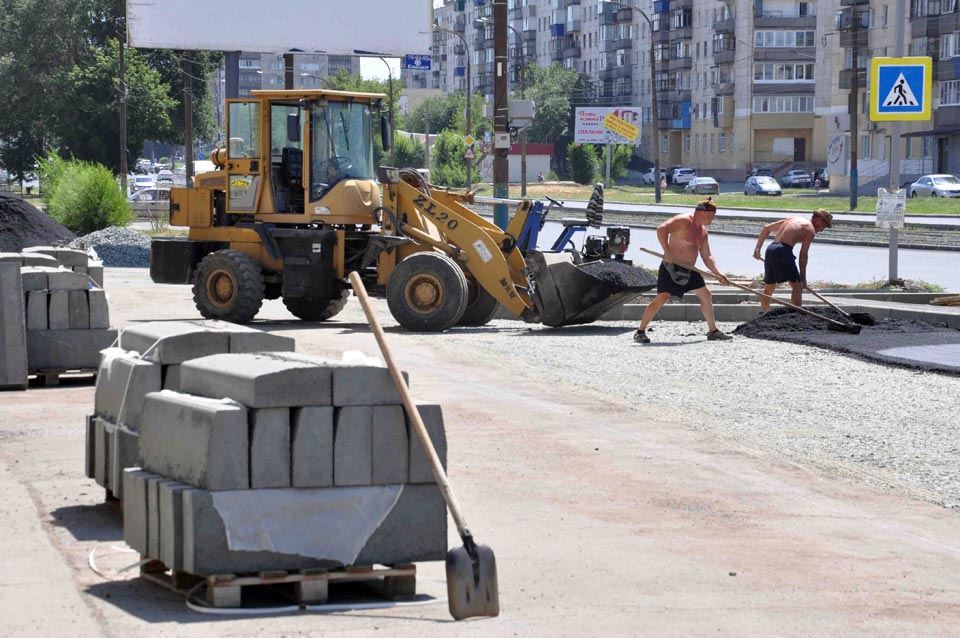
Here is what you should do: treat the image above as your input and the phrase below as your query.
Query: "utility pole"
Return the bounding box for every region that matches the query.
[118,18,127,193]
[183,55,194,187]
[888,0,906,282]
[849,6,861,210]
[493,0,509,228]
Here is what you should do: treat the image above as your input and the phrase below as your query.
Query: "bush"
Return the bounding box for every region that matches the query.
[46,161,133,234]
[431,130,468,187]
[394,134,426,169]
[567,143,598,185]
[598,144,633,185]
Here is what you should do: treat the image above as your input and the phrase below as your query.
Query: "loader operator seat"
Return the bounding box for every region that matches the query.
[279,147,304,212]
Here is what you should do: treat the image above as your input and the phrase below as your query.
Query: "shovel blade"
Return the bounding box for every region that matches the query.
[446,544,499,620]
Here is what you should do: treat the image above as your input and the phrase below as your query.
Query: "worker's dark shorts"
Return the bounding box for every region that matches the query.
[764,242,800,284]
[657,262,706,299]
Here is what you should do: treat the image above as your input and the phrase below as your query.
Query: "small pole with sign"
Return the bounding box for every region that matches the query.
[605,142,612,188]
[876,187,906,283]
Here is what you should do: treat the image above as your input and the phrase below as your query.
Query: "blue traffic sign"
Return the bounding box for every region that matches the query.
[405,54,431,70]
[870,57,932,122]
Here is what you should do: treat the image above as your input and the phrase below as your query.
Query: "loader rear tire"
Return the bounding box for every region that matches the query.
[283,289,349,321]
[193,250,264,324]
[387,252,468,331]
[457,279,501,327]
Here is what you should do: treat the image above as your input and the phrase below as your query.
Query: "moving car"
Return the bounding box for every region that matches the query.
[744,175,782,196]
[909,174,960,197]
[781,170,812,188]
[156,169,175,184]
[130,174,156,192]
[671,167,697,185]
[684,177,720,195]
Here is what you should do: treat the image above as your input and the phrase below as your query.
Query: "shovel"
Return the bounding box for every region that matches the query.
[638,248,861,334]
[804,287,876,326]
[348,272,500,620]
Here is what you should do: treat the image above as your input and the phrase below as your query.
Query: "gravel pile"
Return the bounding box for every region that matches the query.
[0,194,75,251]
[68,226,151,267]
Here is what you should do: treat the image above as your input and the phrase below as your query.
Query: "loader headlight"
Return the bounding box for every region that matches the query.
[378,166,400,184]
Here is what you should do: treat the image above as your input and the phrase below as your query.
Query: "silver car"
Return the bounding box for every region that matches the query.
[128,187,170,218]
[909,174,960,197]
[744,176,782,196]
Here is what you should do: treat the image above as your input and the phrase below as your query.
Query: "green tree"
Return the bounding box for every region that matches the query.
[45,157,133,233]
[525,65,587,176]
[431,129,467,187]
[394,134,426,169]
[567,143,598,185]
[598,144,633,185]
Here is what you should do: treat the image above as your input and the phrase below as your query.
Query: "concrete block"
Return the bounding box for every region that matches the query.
[93,418,112,487]
[68,290,90,329]
[74,266,88,275]
[331,364,408,406]
[147,475,166,559]
[0,252,22,263]
[371,405,408,485]
[48,269,90,291]
[250,408,291,489]
[19,253,58,268]
[162,364,181,391]
[48,291,69,329]
[118,322,231,364]
[21,246,58,257]
[122,468,151,555]
[180,352,332,408]
[356,484,447,565]
[229,330,296,354]
[0,262,28,389]
[26,329,117,371]
[408,403,448,484]
[291,406,334,487]
[139,391,249,490]
[18,267,53,292]
[333,406,373,486]
[88,263,104,288]
[88,289,110,329]
[25,291,48,330]
[159,481,188,570]
[111,426,139,500]
[54,248,89,268]
[85,415,96,479]
[94,353,162,429]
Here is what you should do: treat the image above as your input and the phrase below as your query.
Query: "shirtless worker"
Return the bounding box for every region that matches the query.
[752,209,833,311]
[633,199,732,344]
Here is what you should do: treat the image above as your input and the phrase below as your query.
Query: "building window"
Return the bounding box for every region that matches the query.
[860,134,872,160]
[942,33,960,58]
[883,5,889,25]
[753,63,815,81]
[710,134,715,153]
[661,135,668,154]
[695,134,700,153]
[945,0,958,12]
[752,96,815,113]
[941,79,960,105]
[685,134,691,152]
[719,133,726,152]
[239,59,261,69]
[754,30,815,48]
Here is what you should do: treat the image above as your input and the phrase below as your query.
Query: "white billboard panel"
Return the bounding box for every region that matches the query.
[574,107,643,144]
[127,0,431,55]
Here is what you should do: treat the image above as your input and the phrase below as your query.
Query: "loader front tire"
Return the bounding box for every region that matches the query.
[387,252,468,331]
[193,250,264,324]
[283,289,349,321]
[457,278,501,327]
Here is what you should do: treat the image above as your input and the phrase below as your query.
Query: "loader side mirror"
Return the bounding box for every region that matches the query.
[287,112,300,143]
[381,114,393,151]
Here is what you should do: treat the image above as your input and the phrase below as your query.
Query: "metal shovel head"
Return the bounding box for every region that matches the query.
[526,251,656,327]
[446,543,499,620]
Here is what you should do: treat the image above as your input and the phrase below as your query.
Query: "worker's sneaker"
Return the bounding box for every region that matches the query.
[633,329,651,344]
[707,329,732,341]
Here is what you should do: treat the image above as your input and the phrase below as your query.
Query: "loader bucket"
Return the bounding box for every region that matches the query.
[526,251,657,327]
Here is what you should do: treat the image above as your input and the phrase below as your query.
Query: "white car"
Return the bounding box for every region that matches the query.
[130,175,156,192]
[909,174,960,197]
[672,168,697,185]
[156,169,175,184]
[744,175,782,196]
[781,170,812,188]
[642,168,667,185]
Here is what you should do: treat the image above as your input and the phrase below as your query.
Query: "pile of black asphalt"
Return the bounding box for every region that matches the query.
[0,194,75,251]
[579,259,658,288]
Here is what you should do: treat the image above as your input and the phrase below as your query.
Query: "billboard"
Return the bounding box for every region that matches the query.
[574,107,643,144]
[126,0,431,55]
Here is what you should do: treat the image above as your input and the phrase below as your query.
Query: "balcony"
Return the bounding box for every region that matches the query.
[454,0,465,10]
[752,83,814,95]
[714,18,735,33]
[454,44,465,55]
[599,8,615,25]
[716,81,735,96]
[654,29,671,43]
[714,49,735,65]
[606,37,633,51]
[755,15,817,28]
[599,66,633,81]
[675,88,691,101]
[510,7,522,19]
[715,110,733,128]
[754,47,815,61]
[668,56,692,71]
[840,0,869,4]
[670,26,693,40]
[839,30,868,48]
[525,4,536,17]
[550,23,566,36]
[524,29,536,41]
[454,17,466,32]
[615,8,632,21]
[935,58,960,81]
[454,66,466,77]
[563,45,582,58]
[658,117,674,130]
[552,48,564,62]
[670,117,691,130]
[839,68,866,89]
[473,0,485,5]
[673,0,693,8]
[567,20,582,32]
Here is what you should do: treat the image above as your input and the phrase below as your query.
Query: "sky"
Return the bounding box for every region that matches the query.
[359,57,403,82]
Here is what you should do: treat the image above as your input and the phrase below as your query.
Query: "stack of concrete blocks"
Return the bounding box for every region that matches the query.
[0,248,114,377]
[0,262,29,389]
[86,320,296,501]
[122,351,448,580]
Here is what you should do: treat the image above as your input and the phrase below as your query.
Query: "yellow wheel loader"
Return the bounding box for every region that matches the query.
[150,89,654,331]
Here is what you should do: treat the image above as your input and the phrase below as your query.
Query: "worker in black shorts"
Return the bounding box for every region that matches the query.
[634,199,732,344]
[752,209,832,310]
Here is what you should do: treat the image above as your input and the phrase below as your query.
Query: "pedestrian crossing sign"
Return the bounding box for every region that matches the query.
[870,57,932,121]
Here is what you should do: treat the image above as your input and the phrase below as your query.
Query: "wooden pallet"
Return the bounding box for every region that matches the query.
[28,368,96,387]
[141,561,417,608]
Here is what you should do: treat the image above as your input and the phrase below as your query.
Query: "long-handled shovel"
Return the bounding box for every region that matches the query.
[639,248,861,334]
[348,272,500,620]
[804,286,876,326]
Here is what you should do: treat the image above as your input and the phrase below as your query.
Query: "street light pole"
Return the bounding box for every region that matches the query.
[354,50,397,167]
[603,0,660,203]
[433,24,472,189]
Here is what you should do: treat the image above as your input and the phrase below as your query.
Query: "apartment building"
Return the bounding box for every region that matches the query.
[427,0,954,186]
[235,53,361,96]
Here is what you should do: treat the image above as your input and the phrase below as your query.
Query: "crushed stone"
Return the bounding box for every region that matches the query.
[0,194,75,251]
[68,226,151,267]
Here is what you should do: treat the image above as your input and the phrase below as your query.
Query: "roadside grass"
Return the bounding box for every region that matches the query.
[743,273,944,292]
[472,183,958,215]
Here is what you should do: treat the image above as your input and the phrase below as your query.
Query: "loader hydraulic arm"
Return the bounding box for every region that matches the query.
[384,180,533,318]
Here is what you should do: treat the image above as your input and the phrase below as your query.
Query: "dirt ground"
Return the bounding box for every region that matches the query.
[0,269,958,637]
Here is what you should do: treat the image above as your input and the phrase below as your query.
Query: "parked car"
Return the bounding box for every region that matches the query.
[813,168,829,188]
[642,167,668,185]
[671,167,697,185]
[909,174,960,198]
[781,170,812,188]
[128,187,170,217]
[750,168,775,179]
[684,177,720,195]
[744,175,782,196]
